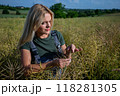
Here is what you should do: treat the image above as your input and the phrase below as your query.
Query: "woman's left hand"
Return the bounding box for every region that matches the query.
[66,44,82,58]
[66,44,82,53]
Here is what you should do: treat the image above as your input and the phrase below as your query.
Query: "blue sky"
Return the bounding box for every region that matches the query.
[0,0,120,9]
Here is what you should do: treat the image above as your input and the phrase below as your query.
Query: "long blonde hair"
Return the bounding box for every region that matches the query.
[18,4,54,49]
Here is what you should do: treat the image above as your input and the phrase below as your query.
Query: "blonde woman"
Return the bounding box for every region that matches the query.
[18,4,81,75]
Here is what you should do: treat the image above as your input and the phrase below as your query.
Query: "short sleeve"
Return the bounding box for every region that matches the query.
[20,42,30,50]
[56,31,65,46]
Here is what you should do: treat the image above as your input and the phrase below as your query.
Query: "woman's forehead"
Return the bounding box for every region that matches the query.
[43,13,52,21]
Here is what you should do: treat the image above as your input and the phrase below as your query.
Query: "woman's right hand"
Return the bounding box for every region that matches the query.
[53,58,71,69]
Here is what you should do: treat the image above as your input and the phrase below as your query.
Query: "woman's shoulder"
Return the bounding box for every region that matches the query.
[20,42,30,50]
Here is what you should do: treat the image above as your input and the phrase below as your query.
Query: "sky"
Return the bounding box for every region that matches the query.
[0,0,120,9]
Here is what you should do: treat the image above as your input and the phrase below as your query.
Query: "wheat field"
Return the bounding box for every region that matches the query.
[0,14,120,80]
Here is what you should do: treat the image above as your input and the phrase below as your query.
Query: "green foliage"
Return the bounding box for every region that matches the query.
[16,10,21,15]
[85,10,95,17]
[0,4,30,10]
[54,10,66,18]
[0,4,120,18]
[2,9,9,14]
[49,3,120,18]
[50,3,65,11]
[95,9,103,16]
[50,3,66,18]
[78,12,87,17]
[67,10,78,18]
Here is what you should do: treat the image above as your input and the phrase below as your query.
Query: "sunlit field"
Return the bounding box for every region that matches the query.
[0,14,120,80]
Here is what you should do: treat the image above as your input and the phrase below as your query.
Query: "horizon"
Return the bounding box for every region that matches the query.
[0,4,120,10]
[0,0,120,10]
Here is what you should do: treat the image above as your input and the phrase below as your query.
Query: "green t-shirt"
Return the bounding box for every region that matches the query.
[20,31,65,63]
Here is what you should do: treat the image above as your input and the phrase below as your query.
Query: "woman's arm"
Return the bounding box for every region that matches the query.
[21,49,57,72]
[21,49,71,74]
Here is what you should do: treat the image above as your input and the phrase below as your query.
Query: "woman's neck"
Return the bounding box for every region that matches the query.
[35,32,49,39]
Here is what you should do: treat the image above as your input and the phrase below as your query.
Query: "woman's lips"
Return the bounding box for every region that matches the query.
[45,29,50,31]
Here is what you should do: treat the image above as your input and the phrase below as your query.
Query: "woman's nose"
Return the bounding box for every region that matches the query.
[46,22,50,28]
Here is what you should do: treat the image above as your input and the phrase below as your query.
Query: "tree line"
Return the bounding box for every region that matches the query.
[0,4,29,15]
[50,3,120,18]
[0,3,120,18]
[0,4,29,10]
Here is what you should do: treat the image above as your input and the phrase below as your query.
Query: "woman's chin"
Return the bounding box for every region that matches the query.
[45,30,50,34]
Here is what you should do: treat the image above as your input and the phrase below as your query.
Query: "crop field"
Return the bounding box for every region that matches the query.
[0,14,120,80]
[0,9,28,18]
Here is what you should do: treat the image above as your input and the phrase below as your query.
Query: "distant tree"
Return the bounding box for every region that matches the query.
[85,10,91,16]
[9,7,16,11]
[104,9,111,14]
[16,10,21,15]
[111,9,118,13]
[90,10,95,17]
[67,10,78,18]
[78,12,87,17]
[95,9,102,16]
[50,3,65,11]
[55,10,66,18]
[2,9,9,14]
[50,3,66,18]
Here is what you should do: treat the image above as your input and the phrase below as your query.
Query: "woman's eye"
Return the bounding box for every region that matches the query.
[41,22,45,25]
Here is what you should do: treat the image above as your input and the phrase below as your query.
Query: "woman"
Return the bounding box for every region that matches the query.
[18,4,81,75]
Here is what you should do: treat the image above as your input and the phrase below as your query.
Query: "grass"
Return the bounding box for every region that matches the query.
[0,9,28,18]
[0,14,120,80]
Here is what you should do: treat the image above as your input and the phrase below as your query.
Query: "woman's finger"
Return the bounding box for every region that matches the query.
[71,44,75,53]
[75,48,79,52]
[74,47,83,52]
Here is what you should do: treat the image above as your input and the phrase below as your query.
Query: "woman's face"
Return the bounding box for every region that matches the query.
[37,13,52,35]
